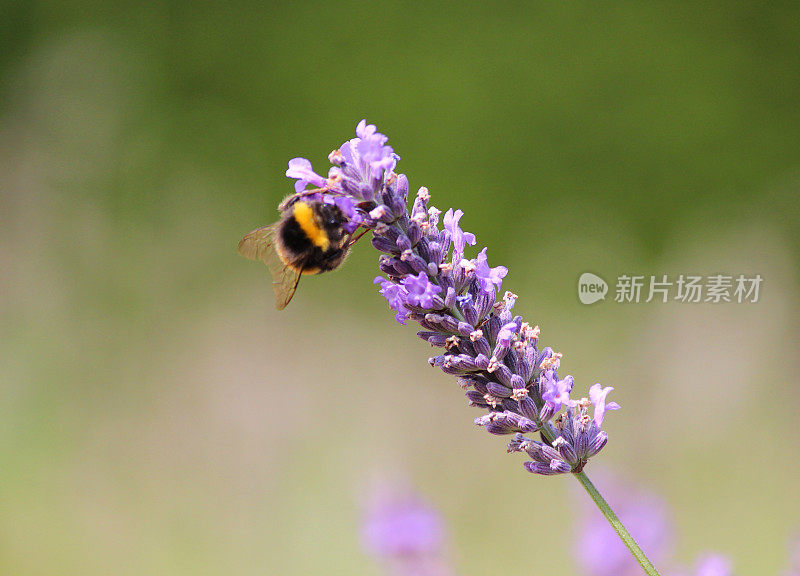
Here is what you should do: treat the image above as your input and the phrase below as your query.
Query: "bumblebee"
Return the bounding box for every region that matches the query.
[238,196,363,310]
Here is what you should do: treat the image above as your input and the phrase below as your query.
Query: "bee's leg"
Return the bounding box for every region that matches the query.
[278,186,333,210]
[347,227,370,247]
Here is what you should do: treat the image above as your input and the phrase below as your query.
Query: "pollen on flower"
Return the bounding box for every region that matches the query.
[503,291,518,310]
[328,148,342,163]
[512,388,528,401]
[540,352,563,370]
[469,329,483,341]
[520,322,539,342]
[370,205,390,220]
[460,259,477,274]
[484,394,502,408]
[445,336,460,350]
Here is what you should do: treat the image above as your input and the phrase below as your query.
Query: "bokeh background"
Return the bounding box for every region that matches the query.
[2,2,799,574]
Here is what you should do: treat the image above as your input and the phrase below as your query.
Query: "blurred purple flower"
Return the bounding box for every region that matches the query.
[361,486,454,576]
[574,475,675,576]
[283,120,618,476]
[692,554,733,576]
[781,530,800,576]
[574,473,742,576]
[362,495,443,557]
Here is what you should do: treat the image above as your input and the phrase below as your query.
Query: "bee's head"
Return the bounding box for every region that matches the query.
[318,203,347,243]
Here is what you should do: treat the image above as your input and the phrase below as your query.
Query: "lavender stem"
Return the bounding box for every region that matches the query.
[573,470,662,576]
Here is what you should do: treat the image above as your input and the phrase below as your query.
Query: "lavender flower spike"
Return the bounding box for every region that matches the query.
[274,120,671,576]
[282,120,618,477]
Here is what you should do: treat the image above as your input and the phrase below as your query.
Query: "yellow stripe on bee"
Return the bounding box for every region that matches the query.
[293,201,330,251]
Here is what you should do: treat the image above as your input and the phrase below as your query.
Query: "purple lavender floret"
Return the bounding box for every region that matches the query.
[285,157,327,193]
[403,272,444,309]
[443,209,476,260]
[374,276,410,325]
[285,119,619,475]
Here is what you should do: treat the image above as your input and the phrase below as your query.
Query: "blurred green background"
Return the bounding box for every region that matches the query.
[2,2,799,574]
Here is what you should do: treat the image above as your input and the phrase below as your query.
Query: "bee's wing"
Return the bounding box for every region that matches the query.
[238,225,302,310]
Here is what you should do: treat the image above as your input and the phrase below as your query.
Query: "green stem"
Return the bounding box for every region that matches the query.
[573,470,662,576]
